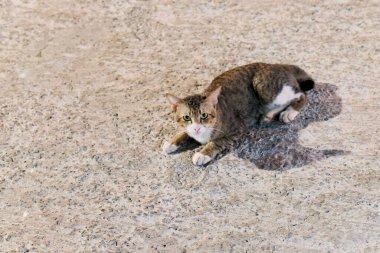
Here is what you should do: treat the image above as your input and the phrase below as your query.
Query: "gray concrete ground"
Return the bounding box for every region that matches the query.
[0,0,379,252]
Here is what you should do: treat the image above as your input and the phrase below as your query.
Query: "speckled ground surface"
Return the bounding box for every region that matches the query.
[1,1,379,252]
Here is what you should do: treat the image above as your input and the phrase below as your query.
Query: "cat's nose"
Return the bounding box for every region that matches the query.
[194,126,201,134]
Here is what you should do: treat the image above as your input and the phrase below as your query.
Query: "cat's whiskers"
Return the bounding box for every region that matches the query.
[208,127,225,135]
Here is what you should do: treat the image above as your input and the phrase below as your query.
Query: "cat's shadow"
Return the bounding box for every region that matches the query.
[181,83,347,170]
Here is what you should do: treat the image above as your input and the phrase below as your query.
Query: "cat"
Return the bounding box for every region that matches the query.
[163,63,315,166]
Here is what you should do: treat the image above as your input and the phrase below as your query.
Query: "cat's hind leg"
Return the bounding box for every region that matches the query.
[261,105,287,123]
[279,94,307,123]
[260,84,304,123]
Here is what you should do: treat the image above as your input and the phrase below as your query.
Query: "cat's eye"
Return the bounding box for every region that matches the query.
[183,115,191,121]
[200,113,208,120]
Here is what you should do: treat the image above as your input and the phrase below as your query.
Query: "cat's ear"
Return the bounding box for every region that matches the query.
[206,87,221,107]
[166,93,183,112]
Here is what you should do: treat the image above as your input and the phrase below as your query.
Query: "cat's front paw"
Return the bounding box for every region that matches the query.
[280,108,299,123]
[192,152,212,166]
[162,141,179,154]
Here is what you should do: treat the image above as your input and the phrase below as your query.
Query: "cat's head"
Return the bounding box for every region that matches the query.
[166,87,221,144]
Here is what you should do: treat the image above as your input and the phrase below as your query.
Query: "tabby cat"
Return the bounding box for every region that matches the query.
[163,63,314,166]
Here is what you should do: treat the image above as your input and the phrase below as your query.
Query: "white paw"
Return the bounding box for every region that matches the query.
[280,108,299,123]
[162,141,178,154]
[261,115,273,123]
[192,152,212,166]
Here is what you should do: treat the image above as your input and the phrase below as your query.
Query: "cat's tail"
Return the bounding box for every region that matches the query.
[284,65,315,91]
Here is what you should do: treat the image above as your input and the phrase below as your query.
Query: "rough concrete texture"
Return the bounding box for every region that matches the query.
[0,1,379,252]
